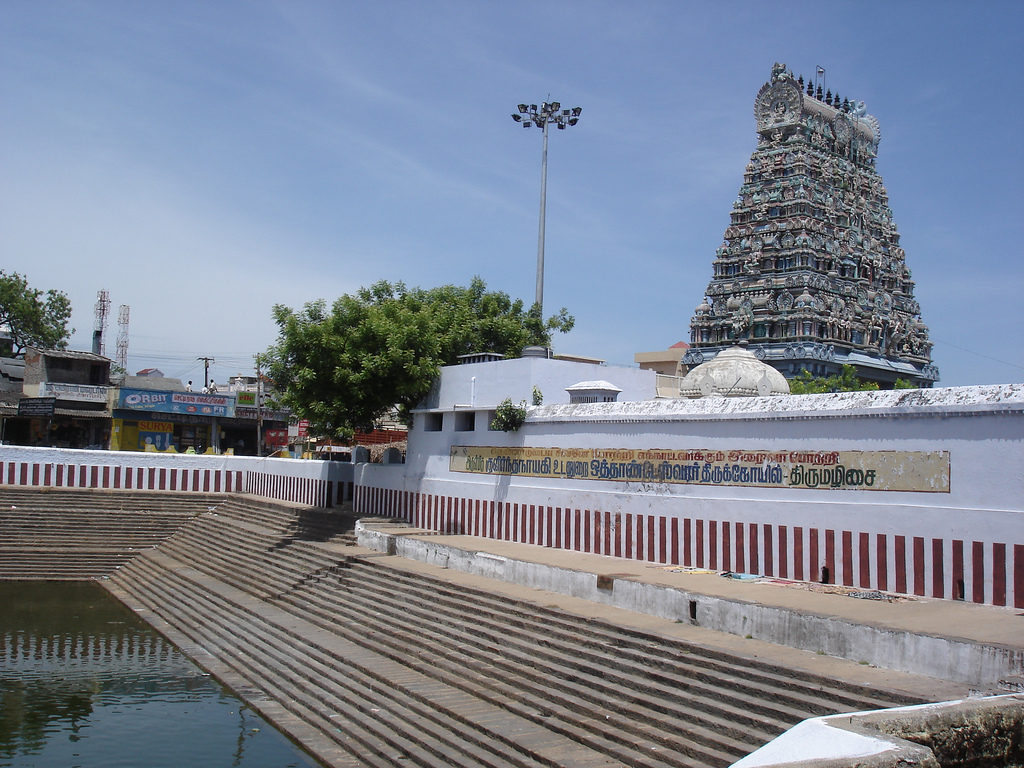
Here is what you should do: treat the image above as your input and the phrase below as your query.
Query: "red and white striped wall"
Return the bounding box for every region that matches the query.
[354,485,1024,609]
[0,447,353,507]
[1,457,241,494]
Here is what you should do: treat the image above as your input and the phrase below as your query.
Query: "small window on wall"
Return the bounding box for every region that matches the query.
[424,412,443,432]
[454,410,476,432]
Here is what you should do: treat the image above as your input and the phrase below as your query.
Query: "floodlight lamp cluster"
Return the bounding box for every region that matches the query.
[511,101,582,130]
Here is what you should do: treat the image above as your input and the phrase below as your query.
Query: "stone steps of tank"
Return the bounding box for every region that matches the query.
[122,503,923,767]
[332,557,906,713]
[0,488,216,578]
[110,553,614,768]
[0,549,130,580]
[0,486,222,511]
[274,570,754,765]
[213,495,357,541]
[155,511,350,600]
[112,507,749,765]
[274,557,917,764]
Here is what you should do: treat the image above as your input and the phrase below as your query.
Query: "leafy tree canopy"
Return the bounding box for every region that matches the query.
[259,277,573,439]
[0,271,73,356]
[787,364,917,394]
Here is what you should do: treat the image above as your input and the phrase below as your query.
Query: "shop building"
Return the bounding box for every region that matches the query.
[20,348,112,449]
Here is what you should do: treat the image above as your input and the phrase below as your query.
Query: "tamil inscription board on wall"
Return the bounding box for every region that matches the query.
[449,446,950,493]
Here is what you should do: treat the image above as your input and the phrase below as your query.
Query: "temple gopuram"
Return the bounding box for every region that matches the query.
[686,63,939,387]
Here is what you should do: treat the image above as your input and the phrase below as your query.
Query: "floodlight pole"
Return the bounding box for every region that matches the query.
[512,101,582,317]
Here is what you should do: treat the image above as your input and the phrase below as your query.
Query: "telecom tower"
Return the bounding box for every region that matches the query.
[116,305,130,372]
[92,289,110,357]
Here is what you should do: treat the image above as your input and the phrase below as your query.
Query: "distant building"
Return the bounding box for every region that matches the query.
[686,63,939,388]
[135,367,165,378]
[19,347,112,448]
[634,341,690,377]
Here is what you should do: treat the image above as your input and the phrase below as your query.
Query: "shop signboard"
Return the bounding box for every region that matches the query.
[265,428,288,448]
[236,391,256,406]
[139,420,174,451]
[18,397,56,417]
[118,388,235,418]
[39,382,109,403]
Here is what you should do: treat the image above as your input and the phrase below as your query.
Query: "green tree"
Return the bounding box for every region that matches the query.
[260,277,573,439]
[0,271,73,356]
[789,364,880,394]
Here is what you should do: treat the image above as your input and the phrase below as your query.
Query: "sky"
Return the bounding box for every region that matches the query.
[2,1,1022,388]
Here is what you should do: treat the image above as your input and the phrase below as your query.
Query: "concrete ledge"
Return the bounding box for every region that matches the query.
[732,694,1024,768]
[355,521,1024,686]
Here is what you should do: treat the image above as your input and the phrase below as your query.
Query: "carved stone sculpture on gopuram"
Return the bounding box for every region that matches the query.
[685,63,940,387]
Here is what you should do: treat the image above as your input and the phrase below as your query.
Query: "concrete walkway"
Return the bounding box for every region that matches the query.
[356,520,1024,703]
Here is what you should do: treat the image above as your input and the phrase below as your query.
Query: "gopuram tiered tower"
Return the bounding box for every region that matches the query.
[685,63,939,387]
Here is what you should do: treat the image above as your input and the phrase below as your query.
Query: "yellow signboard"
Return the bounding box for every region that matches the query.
[449,446,950,493]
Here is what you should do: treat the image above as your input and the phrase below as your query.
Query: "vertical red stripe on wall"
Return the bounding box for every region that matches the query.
[895,535,907,594]
[824,530,835,584]
[32,463,40,486]
[78,465,87,487]
[970,536,987,606]
[20,463,29,485]
[101,466,109,488]
[840,531,853,586]
[952,540,964,600]
[613,513,622,558]
[913,537,926,596]
[708,520,718,571]
[682,518,692,567]
[749,523,759,575]
[582,510,591,553]
[762,525,773,577]
[695,520,705,568]
[859,532,871,588]
[89,466,98,488]
[777,526,788,579]
[56,464,65,487]
[624,514,633,559]
[932,539,945,598]
[721,521,731,572]
[574,509,582,552]
[876,534,888,592]
[44,464,52,486]
[1013,544,1024,609]
[734,522,745,574]
[808,528,818,582]
[655,516,664,563]
[993,543,1007,606]
[793,527,803,581]
[670,518,679,565]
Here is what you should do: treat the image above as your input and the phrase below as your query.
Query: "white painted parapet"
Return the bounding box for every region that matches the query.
[0,445,354,507]
[732,694,1024,767]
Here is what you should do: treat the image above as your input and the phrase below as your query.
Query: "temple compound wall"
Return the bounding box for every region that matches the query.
[0,446,354,508]
[356,363,1024,609]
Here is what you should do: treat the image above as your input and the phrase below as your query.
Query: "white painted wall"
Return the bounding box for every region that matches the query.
[366,365,1024,607]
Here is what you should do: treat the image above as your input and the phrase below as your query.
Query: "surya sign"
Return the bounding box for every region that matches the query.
[450,446,950,493]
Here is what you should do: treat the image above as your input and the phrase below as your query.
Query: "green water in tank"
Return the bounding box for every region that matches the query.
[0,581,324,768]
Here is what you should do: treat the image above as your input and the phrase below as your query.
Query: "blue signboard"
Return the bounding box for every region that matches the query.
[118,388,235,418]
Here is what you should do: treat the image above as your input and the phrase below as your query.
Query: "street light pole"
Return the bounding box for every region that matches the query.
[512,101,581,317]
